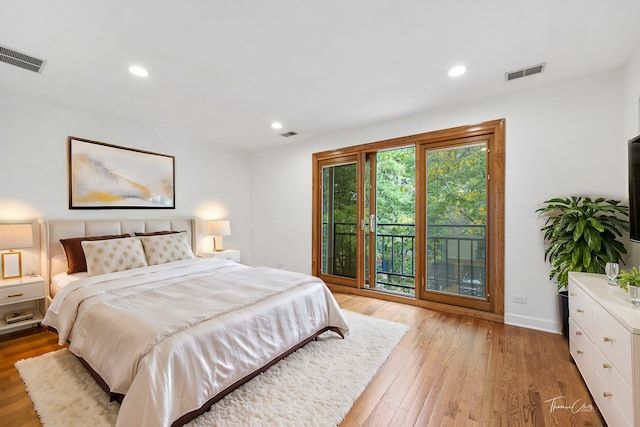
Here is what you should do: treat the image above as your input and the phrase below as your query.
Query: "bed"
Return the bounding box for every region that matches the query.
[41,218,349,427]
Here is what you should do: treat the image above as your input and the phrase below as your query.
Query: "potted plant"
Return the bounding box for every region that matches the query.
[616,267,640,306]
[536,196,629,336]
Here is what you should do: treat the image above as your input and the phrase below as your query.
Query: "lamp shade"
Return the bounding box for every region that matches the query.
[0,223,34,250]
[207,220,231,236]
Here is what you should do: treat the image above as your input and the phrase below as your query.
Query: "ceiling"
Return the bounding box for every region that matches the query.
[1,1,640,152]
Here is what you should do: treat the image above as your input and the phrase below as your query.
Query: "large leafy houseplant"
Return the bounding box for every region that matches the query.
[537,196,629,290]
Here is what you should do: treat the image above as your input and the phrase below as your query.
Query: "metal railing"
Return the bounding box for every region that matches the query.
[322,222,486,296]
[426,224,486,298]
[375,223,415,291]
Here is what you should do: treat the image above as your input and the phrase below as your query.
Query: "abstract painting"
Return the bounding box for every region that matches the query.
[68,137,175,209]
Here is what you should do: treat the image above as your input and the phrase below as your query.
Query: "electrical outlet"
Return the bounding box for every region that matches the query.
[512,295,527,304]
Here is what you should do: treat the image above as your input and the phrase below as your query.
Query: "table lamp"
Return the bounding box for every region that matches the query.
[207,220,231,252]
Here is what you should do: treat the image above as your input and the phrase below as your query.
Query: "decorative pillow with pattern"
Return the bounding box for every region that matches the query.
[139,231,194,266]
[81,237,148,277]
[60,233,132,274]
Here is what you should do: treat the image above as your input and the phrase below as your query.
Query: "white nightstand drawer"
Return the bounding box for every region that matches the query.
[0,280,44,305]
[592,302,633,384]
[198,249,241,263]
[217,252,240,262]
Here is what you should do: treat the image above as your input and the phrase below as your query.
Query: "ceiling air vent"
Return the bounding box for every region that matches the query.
[280,131,298,137]
[0,44,46,73]
[505,62,546,82]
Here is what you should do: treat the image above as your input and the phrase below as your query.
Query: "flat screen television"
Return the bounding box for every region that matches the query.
[629,135,640,242]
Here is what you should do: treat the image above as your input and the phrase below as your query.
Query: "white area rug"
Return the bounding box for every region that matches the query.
[16,310,408,427]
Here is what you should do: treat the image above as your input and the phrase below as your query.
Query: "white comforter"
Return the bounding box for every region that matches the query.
[43,258,349,427]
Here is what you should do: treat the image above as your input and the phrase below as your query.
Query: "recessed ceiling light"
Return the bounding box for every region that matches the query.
[129,65,149,77]
[448,65,466,77]
[271,122,283,130]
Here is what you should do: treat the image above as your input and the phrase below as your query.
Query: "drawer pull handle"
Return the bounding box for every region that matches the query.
[7,293,24,298]
[603,363,612,369]
[603,392,613,398]
[603,337,613,343]
[576,350,584,355]
[575,331,583,336]
[576,309,584,313]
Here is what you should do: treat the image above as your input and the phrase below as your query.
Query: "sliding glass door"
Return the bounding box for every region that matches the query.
[365,147,416,296]
[422,141,488,306]
[313,120,504,316]
[416,131,502,312]
[316,156,360,287]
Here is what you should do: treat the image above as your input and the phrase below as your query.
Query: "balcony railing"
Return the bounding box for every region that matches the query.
[375,223,415,292]
[322,222,486,297]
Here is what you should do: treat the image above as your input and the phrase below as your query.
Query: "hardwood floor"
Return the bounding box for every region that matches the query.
[0,325,63,427]
[0,293,603,427]
[335,294,603,427]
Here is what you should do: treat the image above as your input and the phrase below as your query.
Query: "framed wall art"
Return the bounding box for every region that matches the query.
[68,137,175,209]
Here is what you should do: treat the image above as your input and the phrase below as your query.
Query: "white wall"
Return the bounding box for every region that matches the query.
[0,92,252,270]
[2,61,633,334]
[249,71,626,333]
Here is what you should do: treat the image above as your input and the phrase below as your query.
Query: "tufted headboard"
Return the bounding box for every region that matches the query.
[41,218,199,298]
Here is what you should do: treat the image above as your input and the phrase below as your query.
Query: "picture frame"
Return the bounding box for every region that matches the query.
[68,137,175,209]
[2,252,21,279]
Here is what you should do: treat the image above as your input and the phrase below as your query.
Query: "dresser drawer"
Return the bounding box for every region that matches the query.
[592,302,633,384]
[0,280,44,305]
[593,346,633,420]
[591,364,634,427]
[568,280,593,336]
[569,318,595,389]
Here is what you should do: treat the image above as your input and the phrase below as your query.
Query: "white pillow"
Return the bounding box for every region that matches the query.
[81,237,148,277]
[138,231,194,266]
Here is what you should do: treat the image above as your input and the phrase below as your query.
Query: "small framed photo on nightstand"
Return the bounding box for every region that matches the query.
[2,252,21,279]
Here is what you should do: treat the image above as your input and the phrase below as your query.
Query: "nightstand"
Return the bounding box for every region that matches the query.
[0,275,45,334]
[198,249,241,263]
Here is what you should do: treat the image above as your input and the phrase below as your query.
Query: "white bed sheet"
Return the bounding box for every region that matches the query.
[50,272,87,298]
[43,258,348,427]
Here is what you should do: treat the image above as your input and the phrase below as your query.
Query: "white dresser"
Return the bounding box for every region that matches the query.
[568,272,640,427]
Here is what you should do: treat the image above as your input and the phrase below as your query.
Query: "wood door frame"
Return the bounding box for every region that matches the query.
[365,152,378,289]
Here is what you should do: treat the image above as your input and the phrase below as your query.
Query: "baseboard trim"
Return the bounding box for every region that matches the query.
[504,312,560,334]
